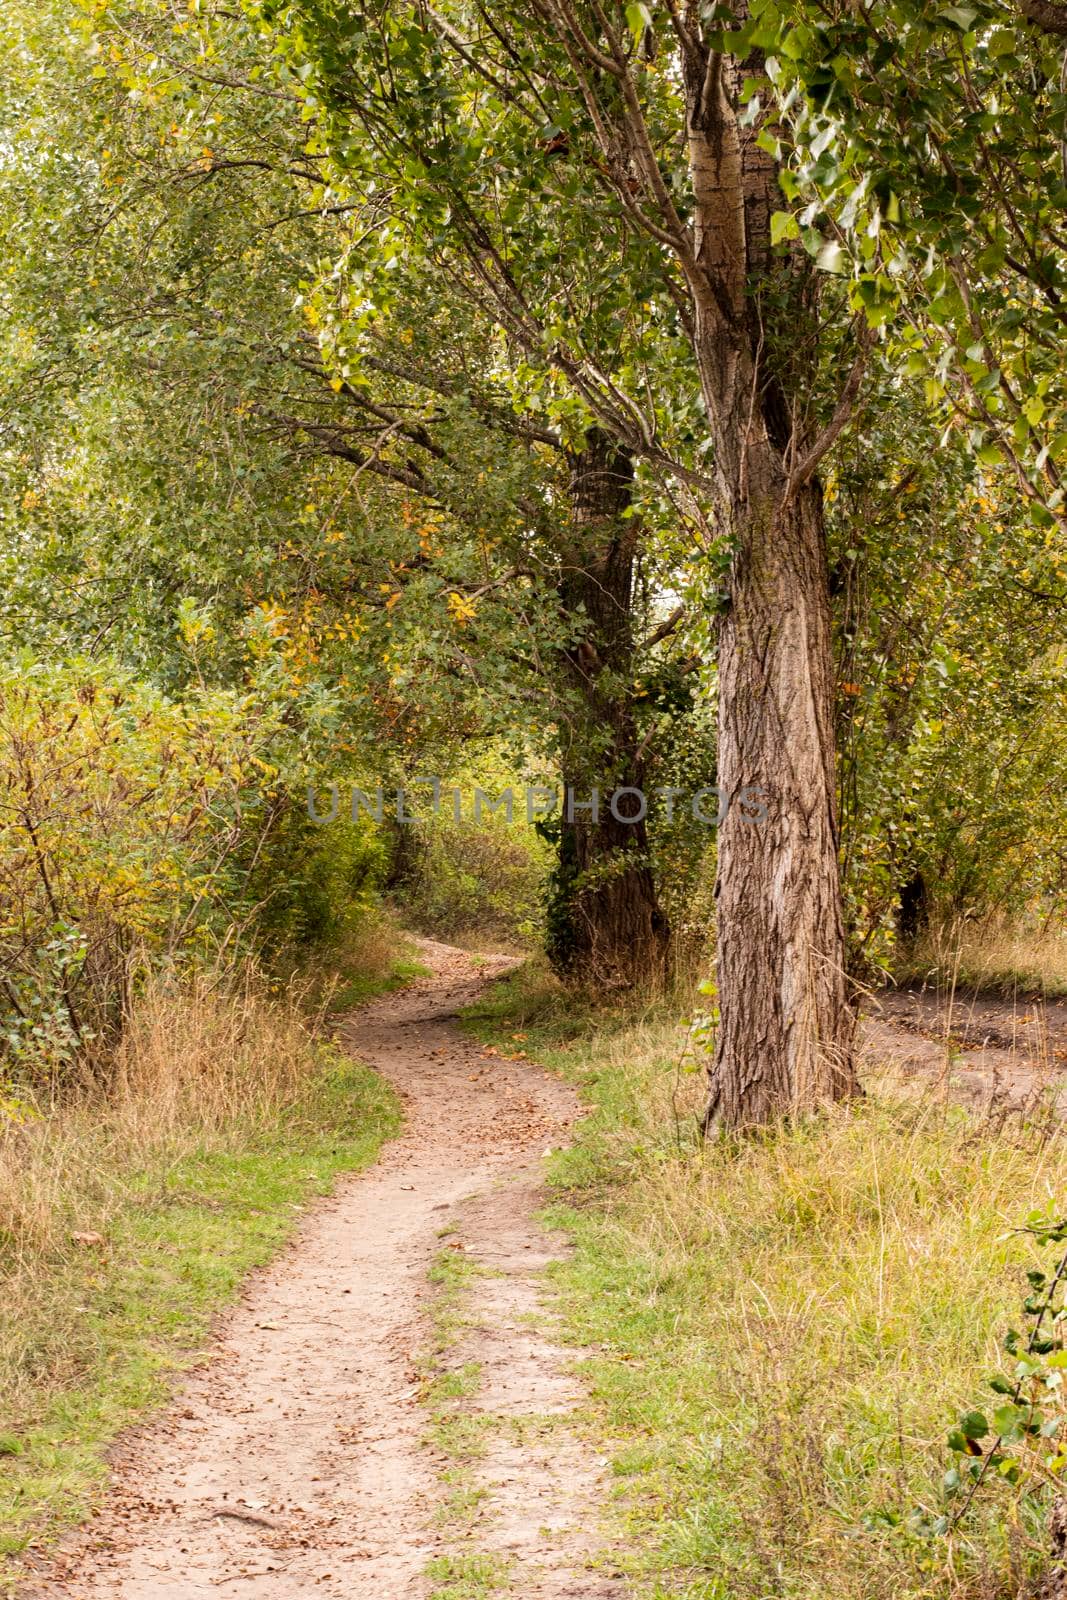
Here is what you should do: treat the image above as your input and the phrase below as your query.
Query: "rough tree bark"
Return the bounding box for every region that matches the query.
[547,431,671,987]
[681,32,858,1126]
[708,466,855,1123]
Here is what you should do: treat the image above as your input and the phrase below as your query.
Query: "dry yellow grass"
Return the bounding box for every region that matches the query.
[903,915,1067,999]
[1,967,320,1269]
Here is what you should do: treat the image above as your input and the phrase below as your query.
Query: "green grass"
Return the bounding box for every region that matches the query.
[463,959,1067,1600]
[0,1054,400,1583]
[434,1470,491,1528]
[427,1245,490,1353]
[418,1243,499,1566]
[426,1550,513,1598]
[422,1247,495,1481]
[432,1363,484,1402]
[324,954,432,1012]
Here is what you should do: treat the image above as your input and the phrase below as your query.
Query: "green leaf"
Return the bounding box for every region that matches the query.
[815,239,846,274]
[992,1403,1028,1441]
[987,28,1017,57]
[960,1410,989,1440]
[939,5,978,28]
[624,2,653,43]
[771,210,800,245]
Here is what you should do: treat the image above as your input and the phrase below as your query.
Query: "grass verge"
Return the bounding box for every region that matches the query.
[283,913,432,1014]
[898,915,1067,1001]
[426,1551,514,1599]
[422,1244,495,1535]
[0,964,402,1585]
[464,959,1067,1600]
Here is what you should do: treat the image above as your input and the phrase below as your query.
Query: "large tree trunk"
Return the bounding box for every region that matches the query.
[550,790,669,987]
[676,35,858,1127]
[706,467,856,1127]
[546,432,671,987]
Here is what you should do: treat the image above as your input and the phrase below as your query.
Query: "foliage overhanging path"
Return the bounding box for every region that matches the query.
[22,940,618,1600]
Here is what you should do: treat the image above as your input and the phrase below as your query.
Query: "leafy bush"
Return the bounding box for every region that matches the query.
[248,807,387,950]
[942,1211,1067,1541]
[0,658,295,1083]
[393,811,549,948]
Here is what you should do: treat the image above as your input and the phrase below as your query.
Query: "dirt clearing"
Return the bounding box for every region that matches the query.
[863,985,1067,1115]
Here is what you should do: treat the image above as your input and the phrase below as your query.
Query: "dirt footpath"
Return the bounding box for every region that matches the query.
[24,939,623,1600]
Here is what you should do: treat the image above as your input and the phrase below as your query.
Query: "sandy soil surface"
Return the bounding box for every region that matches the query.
[862,987,1067,1114]
[23,939,622,1600]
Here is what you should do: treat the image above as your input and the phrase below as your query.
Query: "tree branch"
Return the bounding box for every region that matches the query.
[784,319,873,497]
[639,602,687,652]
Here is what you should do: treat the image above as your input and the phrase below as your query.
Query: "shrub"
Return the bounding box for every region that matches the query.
[248,806,387,950]
[393,811,549,948]
[0,658,294,1085]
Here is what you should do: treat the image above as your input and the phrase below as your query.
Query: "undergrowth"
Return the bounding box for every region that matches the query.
[277,910,431,1013]
[463,959,1067,1599]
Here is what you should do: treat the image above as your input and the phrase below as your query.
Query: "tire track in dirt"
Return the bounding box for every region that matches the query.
[23,939,623,1600]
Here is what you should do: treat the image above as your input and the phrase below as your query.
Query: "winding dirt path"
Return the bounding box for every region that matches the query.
[26,939,623,1600]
